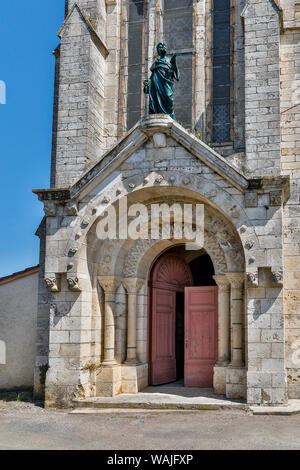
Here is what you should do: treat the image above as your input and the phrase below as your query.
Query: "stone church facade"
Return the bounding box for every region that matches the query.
[30,0,300,407]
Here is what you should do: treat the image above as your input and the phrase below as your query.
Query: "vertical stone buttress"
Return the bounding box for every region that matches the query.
[243,0,287,404]
[280,0,300,399]
[242,0,281,177]
[51,0,108,187]
[34,0,115,405]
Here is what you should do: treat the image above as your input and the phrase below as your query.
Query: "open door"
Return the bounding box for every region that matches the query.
[151,288,177,385]
[184,287,218,387]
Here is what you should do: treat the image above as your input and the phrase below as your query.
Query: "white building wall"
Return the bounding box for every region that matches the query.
[0,271,39,390]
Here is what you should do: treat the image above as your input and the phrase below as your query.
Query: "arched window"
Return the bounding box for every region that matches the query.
[212,0,232,143]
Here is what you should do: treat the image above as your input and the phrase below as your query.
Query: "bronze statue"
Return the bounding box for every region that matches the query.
[144,43,180,119]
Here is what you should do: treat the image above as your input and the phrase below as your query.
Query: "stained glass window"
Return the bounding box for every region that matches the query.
[163,0,194,128]
[127,0,145,130]
[212,0,231,143]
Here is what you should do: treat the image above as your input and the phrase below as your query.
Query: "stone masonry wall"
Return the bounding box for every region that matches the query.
[67,0,106,31]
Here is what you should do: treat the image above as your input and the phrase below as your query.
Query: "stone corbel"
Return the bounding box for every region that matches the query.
[246,271,259,287]
[272,270,283,287]
[43,202,57,217]
[45,276,60,292]
[65,201,78,216]
[67,276,81,292]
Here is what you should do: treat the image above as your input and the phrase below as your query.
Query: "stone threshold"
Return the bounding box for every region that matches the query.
[250,400,300,416]
[73,392,247,411]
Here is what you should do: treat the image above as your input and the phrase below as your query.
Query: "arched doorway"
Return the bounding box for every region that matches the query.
[149,248,218,388]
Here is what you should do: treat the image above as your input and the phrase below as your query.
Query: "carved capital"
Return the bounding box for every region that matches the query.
[122,278,145,294]
[45,277,60,292]
[98,276,121,294]
[226,272,244,289]
[272,270,283,287]
[246,271,259,287]
[44,202,57,217]
[213,275,230,292]
[67,277,81,292]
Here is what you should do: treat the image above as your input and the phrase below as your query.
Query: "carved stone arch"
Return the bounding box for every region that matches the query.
[119,170,260,267]
[119,229,228,282]
[64,169,255,278]
[203,232,227,274]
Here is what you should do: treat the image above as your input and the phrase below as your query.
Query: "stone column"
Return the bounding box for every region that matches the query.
[226,273,245,367]
[213,275,230,364]
[122,278,145,364]
[98,276,121,366]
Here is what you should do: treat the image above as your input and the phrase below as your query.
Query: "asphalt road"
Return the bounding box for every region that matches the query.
[0,401,300,450]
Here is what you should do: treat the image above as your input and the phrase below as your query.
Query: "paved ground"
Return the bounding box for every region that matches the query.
[0,400,300,450]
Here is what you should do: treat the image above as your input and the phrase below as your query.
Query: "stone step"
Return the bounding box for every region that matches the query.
[250,400,300,416]
[73,393,247,411]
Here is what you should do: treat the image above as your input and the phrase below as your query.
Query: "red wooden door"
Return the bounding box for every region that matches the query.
[184,287,218,387]
[151,288,177,385]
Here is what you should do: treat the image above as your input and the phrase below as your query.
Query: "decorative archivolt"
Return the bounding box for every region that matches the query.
[61,170,254,282]
[122,230,228,279]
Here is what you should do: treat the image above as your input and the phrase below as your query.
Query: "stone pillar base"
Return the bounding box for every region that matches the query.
[121,363,149,394]
[213,364,228,395]
[247,371,288,405]
[96,365,122,397]
[45,384,78,409]
[226,367,246,399]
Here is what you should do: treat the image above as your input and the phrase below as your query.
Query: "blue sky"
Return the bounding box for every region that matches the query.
[0,1,64,277]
